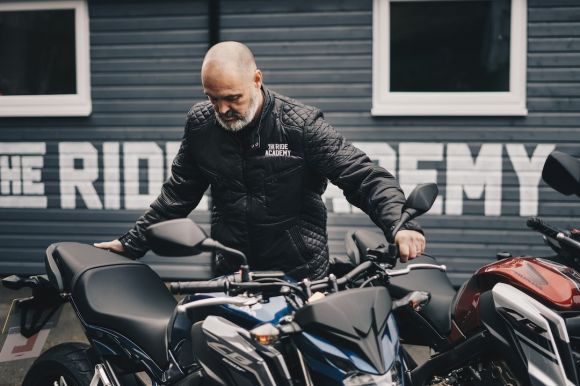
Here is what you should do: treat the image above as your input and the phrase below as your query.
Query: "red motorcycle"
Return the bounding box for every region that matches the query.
[344,150,580,386]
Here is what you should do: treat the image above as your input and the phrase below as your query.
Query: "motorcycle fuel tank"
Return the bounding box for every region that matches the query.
[454,257,580,334]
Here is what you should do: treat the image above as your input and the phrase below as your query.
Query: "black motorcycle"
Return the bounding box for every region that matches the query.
[2,184,440,386]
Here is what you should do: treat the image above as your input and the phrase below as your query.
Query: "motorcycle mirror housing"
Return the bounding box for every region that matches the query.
[147,218,208,257]
[388,183,439,242]
[147,218,252,281]
[542,151,580,197]
[402,183,439,218]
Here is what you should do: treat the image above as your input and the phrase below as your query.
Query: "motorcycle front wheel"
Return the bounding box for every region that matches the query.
[22,342,94,386]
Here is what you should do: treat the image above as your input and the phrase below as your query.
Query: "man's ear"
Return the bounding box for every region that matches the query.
[254,69,263,89]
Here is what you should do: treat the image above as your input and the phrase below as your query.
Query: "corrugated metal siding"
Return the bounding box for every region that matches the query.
[1,0,580,286]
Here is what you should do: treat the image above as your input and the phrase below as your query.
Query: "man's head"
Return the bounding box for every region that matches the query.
[201,41,263,132]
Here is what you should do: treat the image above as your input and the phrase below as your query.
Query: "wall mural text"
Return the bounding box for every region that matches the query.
[0,141,555,217]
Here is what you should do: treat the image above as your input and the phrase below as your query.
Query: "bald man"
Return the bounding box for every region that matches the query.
[95,41,425,279]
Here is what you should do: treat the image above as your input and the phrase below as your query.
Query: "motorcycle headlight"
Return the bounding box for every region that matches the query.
[342,365,403,386]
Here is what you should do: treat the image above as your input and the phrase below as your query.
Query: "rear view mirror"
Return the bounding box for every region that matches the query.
[542,151,580,197]
[146,218,208,257]
[388,183,439,242]
[402,183,439,218]
[146,218,251,281]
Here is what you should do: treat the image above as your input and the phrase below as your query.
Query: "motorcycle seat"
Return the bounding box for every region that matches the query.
[46,242,177,368]
[347,230,457,337]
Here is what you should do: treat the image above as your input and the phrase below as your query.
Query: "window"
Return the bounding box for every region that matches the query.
[372,0,527,116]
[0,1,91,117]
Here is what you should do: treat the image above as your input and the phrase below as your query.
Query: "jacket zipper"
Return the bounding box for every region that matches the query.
[241,141,252,261]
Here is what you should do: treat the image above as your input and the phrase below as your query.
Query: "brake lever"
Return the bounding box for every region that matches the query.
[384,263,447,277]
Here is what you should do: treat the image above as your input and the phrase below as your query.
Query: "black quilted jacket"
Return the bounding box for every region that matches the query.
[119,88,421,279]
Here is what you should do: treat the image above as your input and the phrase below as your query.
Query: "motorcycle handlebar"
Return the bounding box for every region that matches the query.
[339,260,374,284]
[527,217,561,239]
[526,216,580,257]
[309,260,374,292]
[169,279,228,294]
[170,260,377,297]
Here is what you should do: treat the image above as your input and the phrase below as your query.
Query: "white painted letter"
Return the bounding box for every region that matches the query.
[399,142,444,214]
[506,144,556,216]
[103,142,120,210]
[124,142,163,209]
[0,156,21,195]
[0,143,47,208]
[446,144,503,216]
[21,156,44,195]
[59,142,103,209]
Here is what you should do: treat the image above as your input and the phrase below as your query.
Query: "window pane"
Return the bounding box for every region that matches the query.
[390,0,511,92]
[0,10,76,96]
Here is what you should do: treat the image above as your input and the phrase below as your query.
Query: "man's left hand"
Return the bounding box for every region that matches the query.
[394,230,425,263]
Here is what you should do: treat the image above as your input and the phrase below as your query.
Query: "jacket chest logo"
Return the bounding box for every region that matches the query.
[265,143,291,157]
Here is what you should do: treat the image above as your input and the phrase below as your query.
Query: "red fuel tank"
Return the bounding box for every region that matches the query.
[454,257,580,335]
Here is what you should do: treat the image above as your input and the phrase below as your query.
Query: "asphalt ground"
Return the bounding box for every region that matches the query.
[0,285,430,385]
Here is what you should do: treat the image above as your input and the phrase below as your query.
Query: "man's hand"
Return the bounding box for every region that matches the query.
[394,230,425,263]
[93,239,124,254]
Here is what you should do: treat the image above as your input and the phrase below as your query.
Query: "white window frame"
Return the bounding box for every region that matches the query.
[372,0,527,116]
[0,0,91,117]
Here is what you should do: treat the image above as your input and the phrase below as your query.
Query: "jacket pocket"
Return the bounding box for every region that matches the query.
[265,164,304,216]
[286,225,310,265]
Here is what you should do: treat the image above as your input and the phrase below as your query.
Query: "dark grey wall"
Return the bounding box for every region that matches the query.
[0,0,212,279]
[0,0,579,286]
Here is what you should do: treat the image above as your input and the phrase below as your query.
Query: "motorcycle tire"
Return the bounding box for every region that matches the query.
[22,342,145,386]
[22,342,94,386]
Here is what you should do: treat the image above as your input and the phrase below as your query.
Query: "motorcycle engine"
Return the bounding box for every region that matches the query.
[429,360,521,386]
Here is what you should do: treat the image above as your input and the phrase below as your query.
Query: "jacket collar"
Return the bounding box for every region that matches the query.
[247,86,273,150]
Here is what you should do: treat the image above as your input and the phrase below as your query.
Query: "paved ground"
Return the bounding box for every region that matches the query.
[0,284,429,385]
[0,285,87,385]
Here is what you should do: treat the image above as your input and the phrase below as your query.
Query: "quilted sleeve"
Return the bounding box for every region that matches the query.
[303,110,422,240]
[119,124,210,258]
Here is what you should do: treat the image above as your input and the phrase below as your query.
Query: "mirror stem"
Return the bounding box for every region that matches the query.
[240,265,251,282]
[202,239,250,282]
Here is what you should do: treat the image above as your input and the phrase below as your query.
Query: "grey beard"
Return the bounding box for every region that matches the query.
[215,90,260,132]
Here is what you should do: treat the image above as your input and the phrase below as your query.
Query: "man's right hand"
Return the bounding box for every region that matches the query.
[93,239,124,253]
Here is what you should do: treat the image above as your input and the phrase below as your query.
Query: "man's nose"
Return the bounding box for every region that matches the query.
[216,101,230,115]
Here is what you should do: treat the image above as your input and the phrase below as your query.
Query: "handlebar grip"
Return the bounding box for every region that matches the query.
[341,260,373,283]
[169,280,227,294]
[526,217,561,239]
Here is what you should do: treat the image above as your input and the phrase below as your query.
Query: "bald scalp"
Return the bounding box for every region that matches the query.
[202,41,257,83]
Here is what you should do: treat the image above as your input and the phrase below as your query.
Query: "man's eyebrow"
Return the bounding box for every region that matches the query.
[203,93,241,99]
